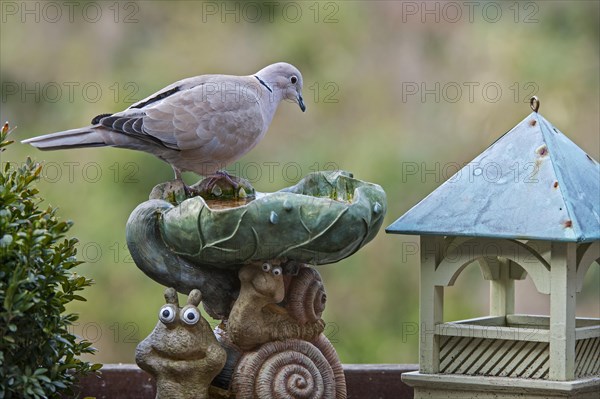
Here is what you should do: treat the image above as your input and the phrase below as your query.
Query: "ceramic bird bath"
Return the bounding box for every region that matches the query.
[128,170,386,398]
[127,170,385,318]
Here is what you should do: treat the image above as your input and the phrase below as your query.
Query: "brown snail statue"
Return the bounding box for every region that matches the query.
[212,262,346,398]
[227,262,326,351]
[136,288,227,399]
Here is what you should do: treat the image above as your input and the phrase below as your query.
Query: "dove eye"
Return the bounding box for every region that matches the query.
[272,266,282,276]
[262,263,272,272]
[290,76,298,84]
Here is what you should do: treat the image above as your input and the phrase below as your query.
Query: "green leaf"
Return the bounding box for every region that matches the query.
[52,381,67,388]
[90,363,103,371]
[0,234,13,247]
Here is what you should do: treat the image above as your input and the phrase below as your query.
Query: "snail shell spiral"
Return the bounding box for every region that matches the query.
[286,267,327,324]
[232,339,336,399]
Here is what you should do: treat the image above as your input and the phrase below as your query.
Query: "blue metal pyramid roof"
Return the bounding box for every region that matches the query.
[386,111,600,242]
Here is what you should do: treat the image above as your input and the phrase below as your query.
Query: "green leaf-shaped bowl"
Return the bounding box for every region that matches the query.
[126,171,386,318]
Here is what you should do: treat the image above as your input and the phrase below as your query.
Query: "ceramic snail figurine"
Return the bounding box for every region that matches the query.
[136,288,227,399]
[222,263,346,398]
[227,262,326,351]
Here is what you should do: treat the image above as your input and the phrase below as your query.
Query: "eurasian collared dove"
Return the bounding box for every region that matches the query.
[22,62,306,179]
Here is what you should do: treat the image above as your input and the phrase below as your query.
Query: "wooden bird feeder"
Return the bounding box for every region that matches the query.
[386,98,600,398]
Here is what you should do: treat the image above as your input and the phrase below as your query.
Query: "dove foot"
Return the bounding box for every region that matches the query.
[183,183,201,198]
[149,179,197,204]
[193,172,256,201]
[148,173,256,205]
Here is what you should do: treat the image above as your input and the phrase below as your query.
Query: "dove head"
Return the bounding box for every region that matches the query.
[256,62,306,112]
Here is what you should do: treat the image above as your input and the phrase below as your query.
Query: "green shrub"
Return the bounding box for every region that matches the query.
[0,124,100,399]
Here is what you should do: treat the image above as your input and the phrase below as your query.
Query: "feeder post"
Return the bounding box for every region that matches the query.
[549,242,577,381]
[419,236,444,373]
[489,258,515,317]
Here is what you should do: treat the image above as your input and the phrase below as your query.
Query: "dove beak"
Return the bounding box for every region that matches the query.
[298,95,306,112]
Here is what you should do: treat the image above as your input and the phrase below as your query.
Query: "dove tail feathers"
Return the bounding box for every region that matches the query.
[21,127,107,150]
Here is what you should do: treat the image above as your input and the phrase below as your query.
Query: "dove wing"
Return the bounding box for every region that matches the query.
[97,77,265,153]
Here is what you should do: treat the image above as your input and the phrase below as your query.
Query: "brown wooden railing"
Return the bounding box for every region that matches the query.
[74,363,418,398]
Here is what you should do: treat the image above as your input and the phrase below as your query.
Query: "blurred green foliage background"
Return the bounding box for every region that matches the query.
[1,1,598,365]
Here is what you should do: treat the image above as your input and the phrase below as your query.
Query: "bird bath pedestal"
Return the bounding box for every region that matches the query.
[387,100,600,399]
[127,170,386,398]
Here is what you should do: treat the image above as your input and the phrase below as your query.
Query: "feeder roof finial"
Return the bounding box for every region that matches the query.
[530,96,540,113]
